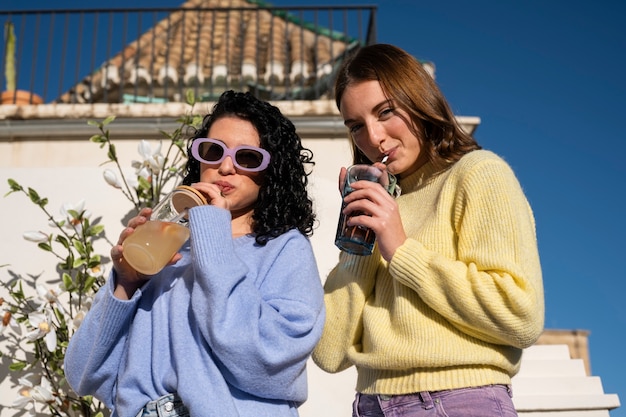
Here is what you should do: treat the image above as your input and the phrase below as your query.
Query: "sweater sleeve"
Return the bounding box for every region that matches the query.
[187,205,324,402]
[312,250,380,373]
[390,154,544,349]
[63,274,140,409]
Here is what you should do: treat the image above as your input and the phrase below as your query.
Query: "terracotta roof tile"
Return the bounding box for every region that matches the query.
[58,0,358,103]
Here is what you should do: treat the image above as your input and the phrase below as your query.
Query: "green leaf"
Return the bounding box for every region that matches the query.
[90,224,105,235]
[83,275,97,290]
[67,209,80,219]
[6,178,23,192]
[62,273,74,290]
[37,242,53,252]
[185,89,196,105]
[88,255,102,267]
[72,257,86,269]
[89,134,105,143]
[102,115,116,126]
[138,176,151,190]
[73,239,86,254]
[9,361,27,371]
[107,143,117,160]
[56,234,70,249]
[27,187,42,204]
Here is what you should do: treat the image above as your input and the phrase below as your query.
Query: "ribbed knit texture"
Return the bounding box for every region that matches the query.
[312,150,544,395]
[65,205,325,417]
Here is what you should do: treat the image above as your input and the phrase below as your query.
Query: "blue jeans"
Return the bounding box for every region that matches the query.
[135,393,190,417]
[352,385,517,417]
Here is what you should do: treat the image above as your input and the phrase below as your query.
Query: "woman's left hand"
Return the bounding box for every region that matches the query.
[190,182,228,209]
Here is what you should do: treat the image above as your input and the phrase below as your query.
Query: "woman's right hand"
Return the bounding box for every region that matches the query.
[111,207,153,300]
[338,164,407,262]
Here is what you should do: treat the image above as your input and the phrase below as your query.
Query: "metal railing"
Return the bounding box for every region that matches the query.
[1,5,376,104]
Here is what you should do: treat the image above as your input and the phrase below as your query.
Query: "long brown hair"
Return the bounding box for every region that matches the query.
[334,43,480,170]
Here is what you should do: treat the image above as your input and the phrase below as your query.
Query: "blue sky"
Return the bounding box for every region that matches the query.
[4,0,625,413]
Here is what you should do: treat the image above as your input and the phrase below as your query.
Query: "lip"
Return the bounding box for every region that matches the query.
[214,180,234,194]
[381,148,396,163]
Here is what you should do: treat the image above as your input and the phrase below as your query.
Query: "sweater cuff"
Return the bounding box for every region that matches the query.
[188,205,235,265]
[91,274,141,344]
[389,238,433,289]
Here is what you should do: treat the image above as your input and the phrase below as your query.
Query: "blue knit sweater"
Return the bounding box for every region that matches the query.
[64,205,325,417]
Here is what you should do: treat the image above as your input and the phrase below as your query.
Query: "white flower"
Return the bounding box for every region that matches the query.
[22,231,48,243]
[12,373,58,411]
[103,169,122,188]
[49,199,91,232]
[132,140,165,178]
[36,284,67,315]
[89,263,105,278]
[61,199,91,223]
[135,165,152,181]
[72,301,93,330]
[25,310,57,352]
[126,176,139,189]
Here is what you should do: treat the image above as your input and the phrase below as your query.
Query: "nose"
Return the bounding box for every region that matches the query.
[365,121,386,147]
[217,155,236,174]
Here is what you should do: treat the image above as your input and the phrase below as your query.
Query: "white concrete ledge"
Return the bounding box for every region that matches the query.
[513,345,620,416]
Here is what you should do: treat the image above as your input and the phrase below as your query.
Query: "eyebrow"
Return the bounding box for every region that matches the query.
[343,99,394,127]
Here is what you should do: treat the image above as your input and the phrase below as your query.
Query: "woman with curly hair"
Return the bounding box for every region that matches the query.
[312,44,544,416]
[65,90,325,417]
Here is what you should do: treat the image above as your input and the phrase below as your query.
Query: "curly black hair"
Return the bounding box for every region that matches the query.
[182,90,315,245]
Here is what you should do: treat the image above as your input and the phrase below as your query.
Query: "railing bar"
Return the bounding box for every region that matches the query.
[194,9,202,98]
[132,12,141,101]
[280,8,289,93]
[88,13,99,103]
[0,13,9,95]
[225,10,231,91]
[103,11,114,104]
[13,14,26,102]
[163,13,172,101]
[366,8,376,45]
[58,13,69,102]
[149,10,157,102]
[119,11,129,103]
[266,11,273,97]
[73,12,84,102]
[208,9,216,99]
[297,8,305,98]
[30,14,41,102]
[178,10,186,102]
[28,14,41,104]
[255,8,260,90]
[237,8,244,93]
[43,13,55,102]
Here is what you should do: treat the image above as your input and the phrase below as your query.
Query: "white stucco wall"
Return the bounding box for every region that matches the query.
[0,134,359,416]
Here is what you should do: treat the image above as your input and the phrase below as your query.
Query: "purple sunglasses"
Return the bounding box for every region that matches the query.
[191,138,271,172]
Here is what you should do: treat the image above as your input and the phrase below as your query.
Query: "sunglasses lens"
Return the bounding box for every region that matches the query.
[198,141,224,162]
[235,149,264,169]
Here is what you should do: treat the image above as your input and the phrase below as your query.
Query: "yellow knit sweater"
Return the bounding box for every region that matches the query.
[312,150,544,395]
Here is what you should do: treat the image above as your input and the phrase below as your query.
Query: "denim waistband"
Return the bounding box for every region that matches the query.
[135,393,189,417]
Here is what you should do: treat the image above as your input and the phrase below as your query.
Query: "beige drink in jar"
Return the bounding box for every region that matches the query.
[122,185,206,275]
[122,221,190,275]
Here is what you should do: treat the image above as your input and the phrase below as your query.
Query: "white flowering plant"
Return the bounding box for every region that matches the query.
[0,92,202,416]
